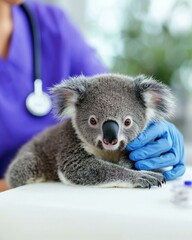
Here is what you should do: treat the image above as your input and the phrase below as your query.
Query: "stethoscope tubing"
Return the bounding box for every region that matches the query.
[20,3,42,81]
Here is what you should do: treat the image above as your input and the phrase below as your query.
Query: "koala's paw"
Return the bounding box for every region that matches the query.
[133,171,166,189]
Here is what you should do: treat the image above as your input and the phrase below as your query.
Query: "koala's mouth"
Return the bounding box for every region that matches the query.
[97,140,126,151]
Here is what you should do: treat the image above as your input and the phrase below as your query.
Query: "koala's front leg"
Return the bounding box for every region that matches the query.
[58,156,165,188]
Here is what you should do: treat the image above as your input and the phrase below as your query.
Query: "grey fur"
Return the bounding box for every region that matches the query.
[6,74,175,188]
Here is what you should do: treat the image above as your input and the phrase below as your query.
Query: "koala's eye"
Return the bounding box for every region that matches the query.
[124,117,132,128]
[88,115,98,127]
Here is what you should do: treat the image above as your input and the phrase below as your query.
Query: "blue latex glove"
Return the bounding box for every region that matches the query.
[126,121,185,181]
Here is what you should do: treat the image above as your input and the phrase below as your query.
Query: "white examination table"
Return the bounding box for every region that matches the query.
[0,167,192,240]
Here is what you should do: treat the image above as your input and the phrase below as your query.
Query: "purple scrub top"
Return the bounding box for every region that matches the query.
[0,2,107,178]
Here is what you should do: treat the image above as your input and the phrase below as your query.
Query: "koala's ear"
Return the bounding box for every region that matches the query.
[50,76,89,118]
[134,75,175,121]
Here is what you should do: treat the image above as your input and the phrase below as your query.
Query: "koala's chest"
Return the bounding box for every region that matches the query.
[96,150,126,163]
[83,143,125,163]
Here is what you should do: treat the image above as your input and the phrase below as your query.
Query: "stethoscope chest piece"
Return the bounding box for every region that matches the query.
[26,79,52,117]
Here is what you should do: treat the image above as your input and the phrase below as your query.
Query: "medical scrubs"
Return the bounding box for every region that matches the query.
[0,2,107,178]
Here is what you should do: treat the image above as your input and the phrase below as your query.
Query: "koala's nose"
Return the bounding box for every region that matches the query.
[102,120,119,145]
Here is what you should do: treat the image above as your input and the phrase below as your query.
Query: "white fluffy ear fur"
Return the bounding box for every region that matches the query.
[50,76,89,119]
[134,75,175,121]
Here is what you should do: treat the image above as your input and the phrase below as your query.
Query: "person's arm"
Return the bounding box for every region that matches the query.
[59,12,108,76]
[126,120,185,180]
[0,179,10,192]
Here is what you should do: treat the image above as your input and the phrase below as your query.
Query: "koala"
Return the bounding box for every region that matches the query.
[5,74,175,188]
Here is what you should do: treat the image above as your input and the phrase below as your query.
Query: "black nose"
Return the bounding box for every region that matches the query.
[102,120,119,145]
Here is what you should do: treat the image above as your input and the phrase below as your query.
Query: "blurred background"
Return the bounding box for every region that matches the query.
[40,0,192,163]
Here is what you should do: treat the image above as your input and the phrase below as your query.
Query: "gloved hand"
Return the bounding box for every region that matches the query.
[126,121,185,180]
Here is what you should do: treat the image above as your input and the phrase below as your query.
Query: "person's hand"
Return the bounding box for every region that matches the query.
[126,120,185,180]
[0,179,10,192]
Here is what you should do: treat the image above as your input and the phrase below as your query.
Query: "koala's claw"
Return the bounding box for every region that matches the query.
[162,177,166,184]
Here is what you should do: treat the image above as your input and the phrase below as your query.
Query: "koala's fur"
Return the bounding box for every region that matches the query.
[6,74,175,188]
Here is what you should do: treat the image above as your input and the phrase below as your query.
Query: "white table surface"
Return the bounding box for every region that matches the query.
[0,167,192,240]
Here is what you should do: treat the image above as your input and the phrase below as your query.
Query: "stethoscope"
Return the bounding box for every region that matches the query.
[20,3,52,117]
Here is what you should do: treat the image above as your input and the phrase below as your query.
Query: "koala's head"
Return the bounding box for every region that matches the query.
[51,74,175,151]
